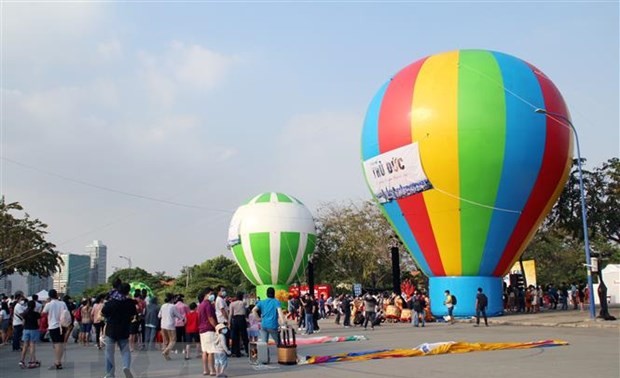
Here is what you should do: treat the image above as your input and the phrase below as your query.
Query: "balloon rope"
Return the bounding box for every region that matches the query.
[431,186,522,214]
[460,63,538,110]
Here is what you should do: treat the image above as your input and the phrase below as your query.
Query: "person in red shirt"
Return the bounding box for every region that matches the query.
[184,302,200,360]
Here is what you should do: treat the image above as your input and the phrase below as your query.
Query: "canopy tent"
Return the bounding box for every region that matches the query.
[35,289,49,301]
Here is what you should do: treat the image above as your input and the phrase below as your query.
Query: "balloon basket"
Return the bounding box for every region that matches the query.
[429,276,504,317]
[278,327,297,365]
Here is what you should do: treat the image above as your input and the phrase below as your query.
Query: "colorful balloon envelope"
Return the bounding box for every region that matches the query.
[361,50,573,316]
[228,192,316,302]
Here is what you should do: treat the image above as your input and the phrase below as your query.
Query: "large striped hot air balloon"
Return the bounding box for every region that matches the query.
[227,192,316,303]
[361,50,573,317]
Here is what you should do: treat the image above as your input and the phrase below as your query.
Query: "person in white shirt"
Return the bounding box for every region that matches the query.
[215,288,229,325]
[42,289,69,370]
[11,293,27,351]
[158,293,184,360]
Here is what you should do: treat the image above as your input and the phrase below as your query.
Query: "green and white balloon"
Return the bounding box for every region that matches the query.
[129,281,153,298]
[227,192,316,298]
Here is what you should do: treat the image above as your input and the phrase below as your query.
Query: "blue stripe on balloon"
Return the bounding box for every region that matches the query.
[383,201,432,274]
[361,80,389,160]
[478,52,546,276]
[360,79,431,275]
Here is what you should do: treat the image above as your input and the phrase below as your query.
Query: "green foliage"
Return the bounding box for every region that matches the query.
[107,267,162,290]
[547,158,619,245]
[522,228,587,285]
[0,198,62,278]
[526,158,620,284]
[82,283,111,299]
[166,255,253,301]
[313,201,419,289]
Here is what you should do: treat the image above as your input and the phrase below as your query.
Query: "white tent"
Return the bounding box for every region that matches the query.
[35,289,49,301]
[593,264,620,305]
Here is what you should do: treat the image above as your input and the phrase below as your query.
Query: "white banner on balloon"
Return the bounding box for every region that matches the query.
[227,215,241,247]
[363,142,432,204]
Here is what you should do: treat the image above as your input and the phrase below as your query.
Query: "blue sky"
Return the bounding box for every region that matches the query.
[2,1,618,277]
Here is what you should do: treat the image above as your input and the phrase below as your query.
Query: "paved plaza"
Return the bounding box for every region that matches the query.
[1,308,618,378]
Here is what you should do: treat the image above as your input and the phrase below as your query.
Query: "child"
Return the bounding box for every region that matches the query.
[214,323,231,377]
[184,302,200,360]
[247,305,259,342]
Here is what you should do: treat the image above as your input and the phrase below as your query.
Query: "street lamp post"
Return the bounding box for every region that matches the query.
[119,255,132,269]
[535,108,596,319]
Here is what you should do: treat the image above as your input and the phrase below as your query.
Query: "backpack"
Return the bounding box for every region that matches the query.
[60,308,72,328]
[478,294,488,308]
[451,295,457,306]
[412,299,422,312]
[73,307,82,322]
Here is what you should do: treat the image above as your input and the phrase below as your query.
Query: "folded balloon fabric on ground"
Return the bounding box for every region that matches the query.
[301,340,569,364]
[267,335,368,346]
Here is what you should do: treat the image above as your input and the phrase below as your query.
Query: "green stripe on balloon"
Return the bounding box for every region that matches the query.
[278,232,300,285]
[276,193,293,203]
[256,193,272,203]
[232,244,259,285]
[250,232,272,284]
[458,50,506,275]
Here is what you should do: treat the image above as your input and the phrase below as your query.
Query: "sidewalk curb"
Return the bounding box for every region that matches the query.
[485,320,619,329]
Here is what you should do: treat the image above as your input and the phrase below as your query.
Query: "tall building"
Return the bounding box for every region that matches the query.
[27,275,53,294]
[0,276,11,295]
[86,240,107,286]
[53,254,90,296]
[0,273,28,295]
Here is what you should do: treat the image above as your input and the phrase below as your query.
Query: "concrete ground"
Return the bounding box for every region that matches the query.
[1,307,618,378]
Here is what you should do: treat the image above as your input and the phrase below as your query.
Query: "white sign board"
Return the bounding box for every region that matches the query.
[363,143,432,203]
[353,283,362,296]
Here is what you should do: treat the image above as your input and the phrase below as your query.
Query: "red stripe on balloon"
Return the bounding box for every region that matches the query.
[493,66,572,276]
[398,196,446,275]
[378,58,444,275]
[378,58,426,151]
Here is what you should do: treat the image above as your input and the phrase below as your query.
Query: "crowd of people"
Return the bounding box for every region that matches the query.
[0,280,593,377]
[503,282,591,313]
[283,290,440,333]
[0,281,288,378]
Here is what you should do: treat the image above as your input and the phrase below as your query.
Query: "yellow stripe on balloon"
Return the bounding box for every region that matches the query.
[501,137,574,276]
[411,51,462,275]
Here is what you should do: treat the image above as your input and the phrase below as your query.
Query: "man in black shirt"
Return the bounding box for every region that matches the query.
[102,282,137,378]
[474,287,489,327]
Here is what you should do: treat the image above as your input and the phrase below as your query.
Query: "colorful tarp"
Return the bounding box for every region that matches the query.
[268,335,367,346]
[303,340,568,364]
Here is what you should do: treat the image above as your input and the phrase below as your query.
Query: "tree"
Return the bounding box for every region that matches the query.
[589,158,619,244]
[547,158,619,245]
[527,158,620,285]
[0,198,62,278]
[167,255,253,300]
[82,283,111,299]
[107,267,162,290]
[313,201,418,290]
[522,227,586,285]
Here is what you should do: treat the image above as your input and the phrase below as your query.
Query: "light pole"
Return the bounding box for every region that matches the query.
[535,108,596,319]
[119,255,132,269]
